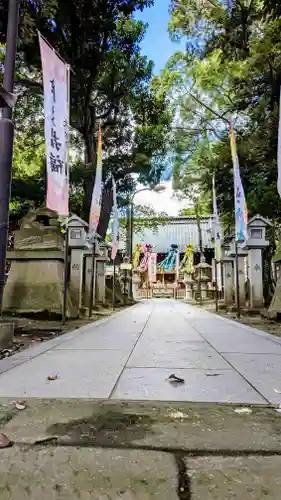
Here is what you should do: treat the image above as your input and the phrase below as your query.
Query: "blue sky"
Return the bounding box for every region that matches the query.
[134,0,187,213]
[135,0,184,74]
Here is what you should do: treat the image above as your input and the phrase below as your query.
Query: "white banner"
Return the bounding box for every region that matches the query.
[278,87,281,197]
[39,33,70,216]
[111,176,119,260]
[212,173,222,261]
[148,253,157,283]
[230,122,248,242]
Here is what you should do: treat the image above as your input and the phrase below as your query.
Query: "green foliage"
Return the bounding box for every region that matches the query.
[107,203,169,243]
[160,0,281,232]
[1,0,171,233]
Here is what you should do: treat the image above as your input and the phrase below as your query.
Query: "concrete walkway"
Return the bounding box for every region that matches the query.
[1,299,281,403]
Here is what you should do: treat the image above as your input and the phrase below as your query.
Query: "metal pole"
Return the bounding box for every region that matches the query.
[129,202,134,300]
[214,258,218,312]
[0,0,20,315]
[3,0,20,120]
[112,260,116,310]
[235,240,241,319]
[126,204,130,257]
[62,226,69,324]
[124,269,127,305]
[89,239,96,318]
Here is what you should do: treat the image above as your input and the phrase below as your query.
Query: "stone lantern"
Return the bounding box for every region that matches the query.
[67,214,89,316]
[242,215,271,309]
[194,256,212,299]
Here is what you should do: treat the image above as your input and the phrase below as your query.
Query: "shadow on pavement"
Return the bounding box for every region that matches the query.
[46,409,192,499]
[47,409,156,448]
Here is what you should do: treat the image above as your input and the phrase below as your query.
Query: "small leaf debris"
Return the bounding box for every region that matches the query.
[234,408,252,414]
[10,400,26,410]
[168,374,185,384]
[47,374,58,381]
[0,433,13,449]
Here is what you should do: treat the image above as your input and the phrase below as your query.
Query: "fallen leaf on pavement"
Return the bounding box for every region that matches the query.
[275,404,281,413]
[10,400,26,410]
[168,374,185,384]
[234,408,252,414]
[206,373,222,377]
[34,436,58,445]
[47,374,58,381]
[0,433,13,449]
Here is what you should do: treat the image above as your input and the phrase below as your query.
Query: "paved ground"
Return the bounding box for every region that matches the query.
[2,302,281,498]
[1,400,281,498]
[1,299,281,404]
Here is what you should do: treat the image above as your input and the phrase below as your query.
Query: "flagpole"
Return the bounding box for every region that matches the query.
[0,0,20,315]
[112,259,116,310]
[89,238,96,318]
[214,258,218,312]
[62,226,69,324]
[235,240,241,319]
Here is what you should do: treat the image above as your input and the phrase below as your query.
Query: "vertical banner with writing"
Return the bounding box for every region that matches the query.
[229,122,248,242]
[212,173,222,261]
[111,176,119,261]
[277,87,281,197]
[89,126,103,235]
[39,33,70,216]
[148,253,157,283]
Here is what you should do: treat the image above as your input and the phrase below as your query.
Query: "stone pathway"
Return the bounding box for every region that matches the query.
[0,299,281,403]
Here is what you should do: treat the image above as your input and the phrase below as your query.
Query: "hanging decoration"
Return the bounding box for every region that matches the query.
[157,244,178,272]
[133,244,142,270]
[139,244,153,273]
[180,244,194,275]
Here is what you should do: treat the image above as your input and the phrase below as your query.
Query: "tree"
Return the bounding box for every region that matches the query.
[107,202,169,244]
[1,0,171,234]
[155,0,281,233]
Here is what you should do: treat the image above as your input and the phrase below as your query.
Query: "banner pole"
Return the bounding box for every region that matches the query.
[112,259,116,310]
[235,240,241,319]
[89,239,96,318]
[214,258,218,312]
[62,226,69,324]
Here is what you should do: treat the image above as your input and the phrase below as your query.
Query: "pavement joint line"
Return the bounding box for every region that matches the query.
[177,305,270,405]
[123,366,233,370]
[174,454,192,500]
[11,440,281,457]
[54,348,137,351]
[0,304,139,378]
[221,352,281,355]
[189,302,281,346]
[108,306,154,399]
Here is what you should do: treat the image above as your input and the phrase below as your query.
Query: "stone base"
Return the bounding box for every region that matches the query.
[262,308,278,320]
[0,322,14,350]
[227,305,247,313]
[268,278,281,319]
[3,260,76,318]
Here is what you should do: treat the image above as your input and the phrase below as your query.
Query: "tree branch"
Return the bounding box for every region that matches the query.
[189,92,228,122]
[15,78,43,91]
